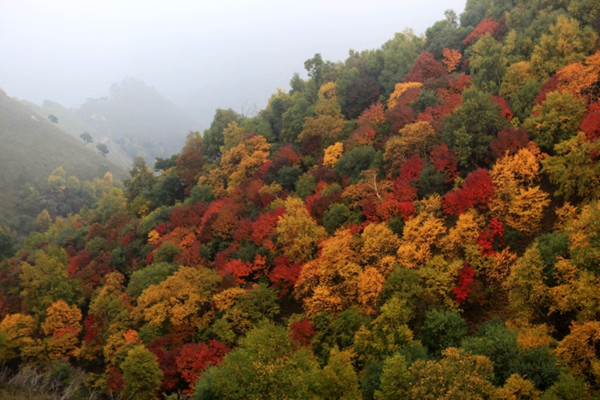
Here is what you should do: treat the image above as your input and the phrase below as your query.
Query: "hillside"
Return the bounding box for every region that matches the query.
[1,0,600,399]
[77,77,199,162]
[23,99,134,170]
[0,89,125,239]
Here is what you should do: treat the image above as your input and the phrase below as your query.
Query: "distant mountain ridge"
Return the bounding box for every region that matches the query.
[76,77,199,162]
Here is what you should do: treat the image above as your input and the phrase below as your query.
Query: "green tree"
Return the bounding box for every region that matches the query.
[203,108,243,161]
[469,33,505,94]
[542,132,600,200]
[524,92,586,152]
[420,309,468,356]
[375,353,410,400]
[96,143,109,156]
[120,344,163,400]
[20,247,81,319]
[194,322,322,400]
[80,132,93,144]
[443,86,507,168]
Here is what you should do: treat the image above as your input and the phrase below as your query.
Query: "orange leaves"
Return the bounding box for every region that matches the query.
[556,51,600,100]
[42,300,82,359]
[442,48,462,73]
[387,82,422,110]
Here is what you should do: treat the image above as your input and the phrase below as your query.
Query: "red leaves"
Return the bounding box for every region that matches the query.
[453,263,475,305]
[490,128,529,159]
[290,318,316,346]
[431,144,458,182]
[442,169,495,215]
[268,255,302,295]
[462,18,500,46]
[478,217,505,256]
[581,102,600,141]
[176,340,229,392]
[403,52,447,83]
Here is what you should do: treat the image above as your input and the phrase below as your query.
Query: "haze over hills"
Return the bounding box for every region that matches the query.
[23,99,134,170]
[0,88,125,238]
[76,77,200,162]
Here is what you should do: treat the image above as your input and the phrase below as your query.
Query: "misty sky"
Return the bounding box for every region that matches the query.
[1,0,466,130]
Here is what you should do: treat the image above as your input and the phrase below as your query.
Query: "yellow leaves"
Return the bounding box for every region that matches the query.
[0,313,40,362]
[276,196,327,264]
[213,287,247,312]
[489,148,549,235]
[496,374,541,400]
[135,266,220,329]
[397,211,446,269]
[147,229,160,245]
[360,222,400,275]
[442,48,462,73]
[323,142,344,168]
[387,82,422,110]
[441,209,485,258]
[221,135,271,193]
[556,321,600,383]
[556,50,600,99]
[357,267,384,315]
[41,301,82,359]
[299,81,345,146]
[384,121,436,168]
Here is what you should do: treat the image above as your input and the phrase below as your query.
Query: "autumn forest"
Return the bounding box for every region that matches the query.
[2,0,600,398]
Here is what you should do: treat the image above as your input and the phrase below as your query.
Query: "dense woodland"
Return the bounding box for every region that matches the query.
[2,0,600,398]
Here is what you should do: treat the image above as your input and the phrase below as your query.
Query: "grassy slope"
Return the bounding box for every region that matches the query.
[23,99,134,170]
[0,89,125,225]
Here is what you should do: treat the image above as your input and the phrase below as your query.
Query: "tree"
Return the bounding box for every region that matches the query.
[80,132,93,144]
[135,266,220,331]
[320,348,361,400]
[530,16,597,79]
[375,353,410,400]
[194,322,322,400]
[120,345,163,400]
[469,33,505,94]
[203,108,243,161]
[542,132,600,201]
[20,247,81,319]
[443,86,507,167]
[96,143,109,156]
[298,82,346,148]
[276,196,327,264]
[409,347,495,399]
[524,92,586,152]
[420,309,467,356]
[489,147,550,235]
[41,299,82,359]
[556,321,600,387]
[0,313,40,361]
[48,114,58,123]
[442,48,462,73]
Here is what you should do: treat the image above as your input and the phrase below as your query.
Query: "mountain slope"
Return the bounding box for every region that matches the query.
[0,88,125,233]
[23,99,133,170]
[77,77,199,161]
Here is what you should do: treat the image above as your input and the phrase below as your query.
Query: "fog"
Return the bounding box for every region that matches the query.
[0,0,466,130]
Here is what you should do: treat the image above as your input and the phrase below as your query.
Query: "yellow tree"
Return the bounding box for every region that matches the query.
[360,222,400,275]
[556,321,600,386]
[135,266,220,332]
[219,134,271,193]
[357,266,384,315]
[296,229,361,315]
[276,196,327,264]
[323,142,344,168]
[397,211,446,269]
[489,147,550,235]
[41,300,82,359]
[0,313,41,362]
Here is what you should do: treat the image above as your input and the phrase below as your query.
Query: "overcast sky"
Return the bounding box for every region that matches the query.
[0,0,466,130]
